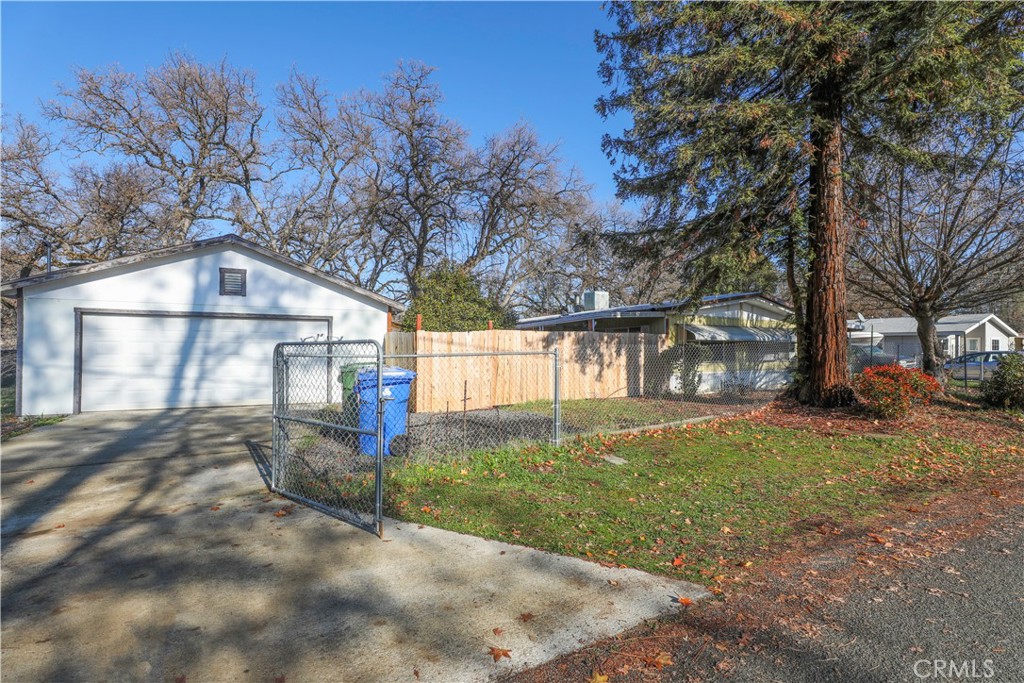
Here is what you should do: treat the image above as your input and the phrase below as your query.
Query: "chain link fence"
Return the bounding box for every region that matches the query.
[385,338,791,462]
[272,340,385,536]
[556,338,790,436]
[385,351,558,460]
[270,337,792,532]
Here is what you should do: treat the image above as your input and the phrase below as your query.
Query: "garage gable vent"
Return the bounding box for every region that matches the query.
[219,268,247,296]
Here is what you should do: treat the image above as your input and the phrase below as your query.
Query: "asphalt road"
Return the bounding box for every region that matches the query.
[671,504,1024,683]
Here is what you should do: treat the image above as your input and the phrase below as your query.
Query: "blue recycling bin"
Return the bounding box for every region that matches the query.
[355,366,417,456]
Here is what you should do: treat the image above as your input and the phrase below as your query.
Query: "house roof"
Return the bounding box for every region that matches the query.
[848,313,1018,338]
[0,234,404,312]
[516,292,791,330]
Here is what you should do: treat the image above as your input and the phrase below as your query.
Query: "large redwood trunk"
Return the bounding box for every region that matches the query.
[802,75,855,407]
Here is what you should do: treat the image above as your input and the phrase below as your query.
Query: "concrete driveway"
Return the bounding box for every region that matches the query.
[2,408,707,682]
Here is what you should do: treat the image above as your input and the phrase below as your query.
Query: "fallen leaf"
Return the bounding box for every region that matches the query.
[587,671,609,683]
[720,526,733,534]
[413,669,420,680]
[488,646,511,662]
[274,504,296,518]
[492,627,503,636]
[54,523,65,529]
[209,506,221,511]
[676,596,694,607]
[672,556,686,567]
[645,652,673,670]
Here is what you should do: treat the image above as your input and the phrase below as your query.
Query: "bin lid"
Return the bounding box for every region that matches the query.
[355,366,417,383]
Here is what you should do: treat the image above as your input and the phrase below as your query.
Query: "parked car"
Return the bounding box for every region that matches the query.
[943,351,1018,380]
[848,344,907,374]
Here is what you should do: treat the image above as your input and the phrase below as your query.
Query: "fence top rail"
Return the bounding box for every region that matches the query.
[385,351,557,359]
[275,339,383,352]
[277,353,382,360]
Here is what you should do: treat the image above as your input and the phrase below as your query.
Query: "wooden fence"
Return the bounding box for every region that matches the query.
[384,330,672,413]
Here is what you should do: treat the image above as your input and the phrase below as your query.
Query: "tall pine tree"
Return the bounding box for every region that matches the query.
[597,1,1023,406]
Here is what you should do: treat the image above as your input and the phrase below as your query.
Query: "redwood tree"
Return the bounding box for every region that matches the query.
[597,1,1022,406]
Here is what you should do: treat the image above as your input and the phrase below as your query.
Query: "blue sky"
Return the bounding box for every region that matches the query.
[1,1,625,203]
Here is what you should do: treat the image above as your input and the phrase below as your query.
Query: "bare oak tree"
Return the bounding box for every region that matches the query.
[362,62,472,299]
[3,56,606,315]
[43,53,264,239]
[848,118,1024,375]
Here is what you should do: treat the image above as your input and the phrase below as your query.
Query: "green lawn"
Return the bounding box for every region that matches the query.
[387,419,1020,585]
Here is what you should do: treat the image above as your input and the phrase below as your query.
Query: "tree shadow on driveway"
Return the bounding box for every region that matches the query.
[2,408,708,682]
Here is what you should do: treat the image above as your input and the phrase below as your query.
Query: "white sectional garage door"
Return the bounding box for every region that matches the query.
[79,312,330,411]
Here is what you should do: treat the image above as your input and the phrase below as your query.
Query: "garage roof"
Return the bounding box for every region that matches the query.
[0,235,404,312]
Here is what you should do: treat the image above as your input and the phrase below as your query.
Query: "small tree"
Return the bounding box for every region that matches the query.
[402,262,515,332]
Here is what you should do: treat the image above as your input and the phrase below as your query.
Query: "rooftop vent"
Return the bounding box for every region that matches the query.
[581,290,609,311]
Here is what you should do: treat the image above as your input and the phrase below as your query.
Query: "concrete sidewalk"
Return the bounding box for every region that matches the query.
[2,409,707,682]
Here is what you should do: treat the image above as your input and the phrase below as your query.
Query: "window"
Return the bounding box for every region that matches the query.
[992,339,1000,351]
[219,268,246,296]
[968,338,979,352]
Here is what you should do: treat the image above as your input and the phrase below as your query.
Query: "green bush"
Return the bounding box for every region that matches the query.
[854,364,942,419]
[982,353,1024,410]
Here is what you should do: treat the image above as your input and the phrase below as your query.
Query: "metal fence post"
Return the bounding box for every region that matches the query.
[552,348,561,446]
[374,342,385,539]
[271,346,280,491]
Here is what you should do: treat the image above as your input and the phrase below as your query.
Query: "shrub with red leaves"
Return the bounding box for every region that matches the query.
[853,364,942,419]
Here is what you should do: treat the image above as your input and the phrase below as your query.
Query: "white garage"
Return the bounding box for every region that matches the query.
[2,235,403,415]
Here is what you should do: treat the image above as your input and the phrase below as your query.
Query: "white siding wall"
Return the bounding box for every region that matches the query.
[978,320,1013,352]
[20,244,390,415]
[699,301,789,324]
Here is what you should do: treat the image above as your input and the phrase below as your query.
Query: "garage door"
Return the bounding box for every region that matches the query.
[79,312,330,411]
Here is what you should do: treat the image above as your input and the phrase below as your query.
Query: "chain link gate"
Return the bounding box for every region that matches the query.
[272,340,387,536]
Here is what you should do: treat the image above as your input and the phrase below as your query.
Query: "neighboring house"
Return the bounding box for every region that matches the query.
[1,235,403,416]
[517,291,793,339]
[847,313,1019,360]
[518,292,795,393]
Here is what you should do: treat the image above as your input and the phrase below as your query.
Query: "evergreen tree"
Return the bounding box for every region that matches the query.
[402,262,516,332]
[597,1,1023,406]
